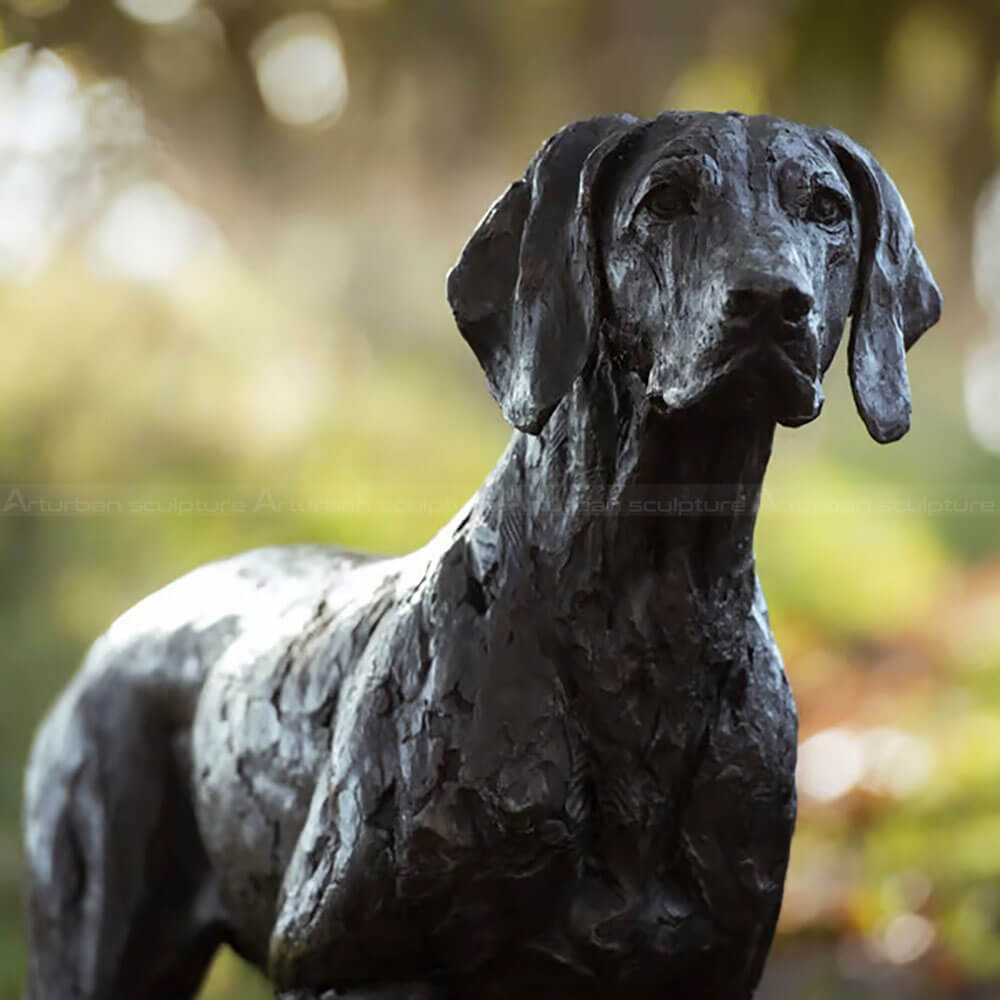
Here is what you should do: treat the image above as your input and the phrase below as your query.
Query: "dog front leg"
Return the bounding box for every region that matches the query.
[270,728,404,989]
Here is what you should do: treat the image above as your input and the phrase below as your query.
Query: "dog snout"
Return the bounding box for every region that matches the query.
[725,274,814,327]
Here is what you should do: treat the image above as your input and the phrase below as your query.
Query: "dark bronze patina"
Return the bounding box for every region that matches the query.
[24,112,941,999]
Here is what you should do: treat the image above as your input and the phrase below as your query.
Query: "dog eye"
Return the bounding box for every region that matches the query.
[641,182,696,221]
[807,186,849,227]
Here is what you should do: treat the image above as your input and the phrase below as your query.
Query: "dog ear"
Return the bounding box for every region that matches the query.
[447,115,640,433]
[826,129,942,443]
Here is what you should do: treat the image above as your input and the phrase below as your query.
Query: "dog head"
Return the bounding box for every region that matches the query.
[447,112,941,443]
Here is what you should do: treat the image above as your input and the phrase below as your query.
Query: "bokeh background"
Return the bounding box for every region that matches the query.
[1,0,999,996]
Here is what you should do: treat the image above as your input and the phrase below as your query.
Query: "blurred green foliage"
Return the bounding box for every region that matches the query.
[2,1,1000,997]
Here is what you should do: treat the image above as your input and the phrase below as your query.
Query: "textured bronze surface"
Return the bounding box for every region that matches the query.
[24,112,940,999]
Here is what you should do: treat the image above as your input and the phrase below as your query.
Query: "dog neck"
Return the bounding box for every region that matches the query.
[469,350,776,628]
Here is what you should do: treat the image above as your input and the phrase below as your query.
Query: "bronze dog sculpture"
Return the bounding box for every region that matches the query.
[24,112,941,999]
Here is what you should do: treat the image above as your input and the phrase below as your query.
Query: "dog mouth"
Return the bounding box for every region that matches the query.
[721,318,824,425]
[765,338,824,425]
[645,318,824,426]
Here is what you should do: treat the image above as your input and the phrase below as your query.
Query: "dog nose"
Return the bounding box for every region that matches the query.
[726,280,814,325]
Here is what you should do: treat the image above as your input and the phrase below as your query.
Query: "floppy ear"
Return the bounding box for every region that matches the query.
[826,129,942,443]
[447,115,640,433]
